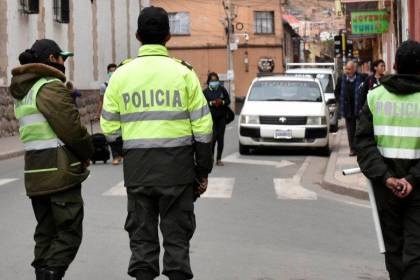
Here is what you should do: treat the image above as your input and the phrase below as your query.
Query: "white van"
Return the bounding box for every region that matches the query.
[286,65,338,132]
[238,75,333,155]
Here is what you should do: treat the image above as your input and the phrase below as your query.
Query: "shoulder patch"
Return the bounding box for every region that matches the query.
[172,57,193,70]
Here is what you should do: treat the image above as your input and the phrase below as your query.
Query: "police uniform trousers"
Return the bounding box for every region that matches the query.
[125,184,196,280]
[30,184,84,275]
[374,182,420,280]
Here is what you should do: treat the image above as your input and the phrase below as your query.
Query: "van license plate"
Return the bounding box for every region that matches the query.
[274,130,292,139]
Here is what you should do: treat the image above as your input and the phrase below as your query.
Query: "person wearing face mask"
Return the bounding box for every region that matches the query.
[97,63,117,118]
[97,63,123,165]
[203,72,231,166]
[9,39,93,280]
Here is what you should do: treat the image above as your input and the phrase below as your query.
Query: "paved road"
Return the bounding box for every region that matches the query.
[0,124,388,280]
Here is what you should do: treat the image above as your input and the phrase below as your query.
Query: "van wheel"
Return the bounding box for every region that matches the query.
[239,143,251,155]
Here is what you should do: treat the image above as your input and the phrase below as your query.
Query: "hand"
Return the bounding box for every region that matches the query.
[197,178,208,195]
[385,177,400,191]
[386,177,413,198]
[394,178,413,198]
[213,99,223,107]
[83,160,91,169]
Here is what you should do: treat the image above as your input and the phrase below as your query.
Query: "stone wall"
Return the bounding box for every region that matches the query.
[0,87,100,138]
[0,87,18,137]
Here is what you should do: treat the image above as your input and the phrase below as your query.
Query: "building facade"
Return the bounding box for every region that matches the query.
[0,0,142,137]
[0,0,142,88]
[339,0,419,73]
[149,0,285,106]
[406,0,420,41]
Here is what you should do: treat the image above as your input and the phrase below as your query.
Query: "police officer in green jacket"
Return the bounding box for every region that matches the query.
[10,39,93,280]
[100,7,213,280]
[356,40,420,280]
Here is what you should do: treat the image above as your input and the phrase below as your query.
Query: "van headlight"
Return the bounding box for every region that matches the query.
[307,116,326,125]
[240,115,260,124]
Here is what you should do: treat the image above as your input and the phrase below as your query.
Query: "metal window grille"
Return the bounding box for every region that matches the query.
[254,11,275,34]
[53,0,70,23]
[169,12,190,35]
[20,0,39,14]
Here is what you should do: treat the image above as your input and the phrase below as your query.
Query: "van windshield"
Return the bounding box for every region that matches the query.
[248,80,322,102]
[289,73,334,92]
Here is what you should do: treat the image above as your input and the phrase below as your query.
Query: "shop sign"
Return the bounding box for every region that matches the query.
[351,10,390,35]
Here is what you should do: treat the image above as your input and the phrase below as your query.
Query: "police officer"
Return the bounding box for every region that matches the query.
[10,39,93,280]
[355,40,420,280]
[100,7,213,280]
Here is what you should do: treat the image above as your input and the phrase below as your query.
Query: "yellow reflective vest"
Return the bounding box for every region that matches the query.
[100,44,213,186]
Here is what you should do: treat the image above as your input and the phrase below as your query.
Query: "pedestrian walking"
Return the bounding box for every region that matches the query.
[355,40,420,280]
[334,60,367,156]
[100,6,213,280]
[97,63,123,165]
[203,72,231,166]
[360,59,386,107]
[9,39,93,280]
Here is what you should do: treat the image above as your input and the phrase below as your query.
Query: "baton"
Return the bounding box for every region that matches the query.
[342,167,386,254]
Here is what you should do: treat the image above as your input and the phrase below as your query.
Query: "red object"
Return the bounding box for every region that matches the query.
[214,99,223,107]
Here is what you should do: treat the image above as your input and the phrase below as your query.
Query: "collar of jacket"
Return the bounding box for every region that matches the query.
[138,44,169,57]
[11,63,66,82]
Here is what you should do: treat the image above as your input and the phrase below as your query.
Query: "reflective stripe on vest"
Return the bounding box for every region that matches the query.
[100,45,214,149]
[14,77,63,151]
[24,162,81,174]
[367,86,420,159]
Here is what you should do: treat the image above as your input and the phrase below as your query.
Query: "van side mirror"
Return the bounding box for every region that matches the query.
[326,98,336,105]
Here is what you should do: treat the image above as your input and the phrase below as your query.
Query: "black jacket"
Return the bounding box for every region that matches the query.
[334,73,367,118]
[355,74,420,188]
[359,74,381,109]
[203,86,231,119]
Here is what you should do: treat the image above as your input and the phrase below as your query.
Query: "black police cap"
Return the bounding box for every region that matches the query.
[30,39,73,62]
[137,6,170,37]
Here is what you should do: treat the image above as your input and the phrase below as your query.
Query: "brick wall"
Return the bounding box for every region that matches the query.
[0,87,100,138]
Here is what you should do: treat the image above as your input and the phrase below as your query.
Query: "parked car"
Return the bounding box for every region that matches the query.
[238,75,333,155]
[285,64,338,132]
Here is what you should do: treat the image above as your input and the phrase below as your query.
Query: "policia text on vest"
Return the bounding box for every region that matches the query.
[100,43,213,280]
[355,41,420,280]
[122,89,183,110]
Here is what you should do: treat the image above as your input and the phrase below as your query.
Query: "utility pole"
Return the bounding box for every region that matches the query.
[225,0,235,111]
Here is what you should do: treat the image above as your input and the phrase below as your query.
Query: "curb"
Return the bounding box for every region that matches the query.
[321,129,369,200]
[0,149,24,161]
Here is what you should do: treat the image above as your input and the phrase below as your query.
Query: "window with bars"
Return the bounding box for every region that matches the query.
[169,12,190,35]
[20,0,39,14]
[254,11,275,34]
[53,0,70,24]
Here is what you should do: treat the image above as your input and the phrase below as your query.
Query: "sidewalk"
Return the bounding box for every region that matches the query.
[322,123,369,200]
[0,121,102,161]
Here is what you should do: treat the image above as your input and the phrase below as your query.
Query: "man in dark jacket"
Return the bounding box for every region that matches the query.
[335,61,367,156]
[10,39,93,280]
[355,40,420,280]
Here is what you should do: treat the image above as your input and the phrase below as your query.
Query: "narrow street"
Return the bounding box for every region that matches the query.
[0,122,387,280]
